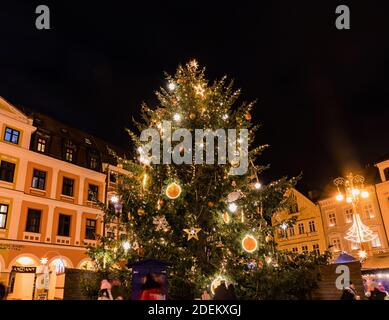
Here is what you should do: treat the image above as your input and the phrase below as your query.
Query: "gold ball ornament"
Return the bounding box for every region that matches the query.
[166,182,182,199]
[242,235,258,253]
[137,208,145,215]
[189,113,196,120]
[222,212,231,224]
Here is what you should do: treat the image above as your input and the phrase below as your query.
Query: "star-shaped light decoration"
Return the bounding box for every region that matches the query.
[188,59,199,70]
[183,227,202,241]
[193,83,205,98]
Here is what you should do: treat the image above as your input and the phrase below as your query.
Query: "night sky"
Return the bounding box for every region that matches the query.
[1,1,388,194]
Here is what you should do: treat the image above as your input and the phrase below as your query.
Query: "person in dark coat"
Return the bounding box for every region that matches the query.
[366,282,388,300]
[340,282,358,300]
[0,283,6,300]
[226,284,237,300]
[213,281,228,300]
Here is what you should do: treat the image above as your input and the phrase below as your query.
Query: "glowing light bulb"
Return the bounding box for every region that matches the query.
[361,191,369,198]
[352,189,360,196]
[122,241,131,251]
[40,258,48,265]
[346,197,352,203]
[358,250,367,259]
[280,223,287,230]
[228,203,238,213]
[222,114,228,120]
[173,113,181,121]
[336,193,344,201]
[167,82,176,91]
[254,182,261,190]
[110,195,119,204]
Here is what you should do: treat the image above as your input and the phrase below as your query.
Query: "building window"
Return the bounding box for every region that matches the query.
[0,204,9,229]
[298,223,305,234]
[344,207,353,223]
[62,178,74,197]
[313,244,320,255]
[37,138,46,153]
[364,203,375,219]
[288,202,299,214]
[384,168,389,182]
[308,220,316,232]
[277,229,285,239]
[288,227,295,237]
[85,219,96,240]
[292,247,298,253]
[106,231,114,239]
[90,156,98,170]
[302,245,308,253]
[328,212,337,227]
[0,160,16,183]
[58,214,71,237]
[109,172,117,183]
[4,127,20,144]
[25,209,41,233]
[119,233,127,241]
[65,148,74,162]
[32,169,46,190]
[88,184,99,201]
[332,238,341,252]
[372,234,381,248]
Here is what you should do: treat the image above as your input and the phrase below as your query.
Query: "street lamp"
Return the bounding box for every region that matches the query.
[334,172,377,260]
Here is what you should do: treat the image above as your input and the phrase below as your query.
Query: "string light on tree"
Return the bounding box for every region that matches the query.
[228,202,238,213]
[254,182,261,190]
[173,113,181,122]
[122,241,131,251]
[168,81,176,91]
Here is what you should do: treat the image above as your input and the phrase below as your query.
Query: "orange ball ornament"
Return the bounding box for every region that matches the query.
[242,235,258,253]
[189,113,196,120]
[137,208,145,215]
[166,182,182,199]
[207,201,214,207]
[245,113,252,121]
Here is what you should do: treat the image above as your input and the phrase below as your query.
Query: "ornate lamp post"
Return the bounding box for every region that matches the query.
[334,172,377,260]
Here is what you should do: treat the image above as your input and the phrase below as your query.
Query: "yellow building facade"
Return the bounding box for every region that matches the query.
[273,189,327,255]
[0,97,127,299]
[318,184,389,263]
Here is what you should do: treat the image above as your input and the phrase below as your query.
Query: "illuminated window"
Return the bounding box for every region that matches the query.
[65,148,73,162]
[372,234,381,248]
[37,138,46,153]
[364,203,375,219]
[302,245,308,253]
[0,160,16,183]
[292,247,298,253]
[4,127,20,144]
[344,207,353,223]
[90,156,98,170]
[298,223,305,234]
[288,227,295,237]
[328,212,337,227]
[309,220,316,232]
[313,244,320,255]
[0,204,9,229]
[51,259,66,274]
[32,169,46,190]
[25,209,41,233]
[332,238,341,252]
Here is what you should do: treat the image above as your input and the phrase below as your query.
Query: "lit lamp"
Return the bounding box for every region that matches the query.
[333,173,377,261]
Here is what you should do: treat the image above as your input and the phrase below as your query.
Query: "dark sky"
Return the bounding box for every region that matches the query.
[1,1,388,193]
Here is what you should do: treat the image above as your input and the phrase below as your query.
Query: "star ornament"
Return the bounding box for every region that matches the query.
[184,227,202,241]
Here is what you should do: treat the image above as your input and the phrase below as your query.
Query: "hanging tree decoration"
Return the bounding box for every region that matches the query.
[153,215,170,232]
[165,182,182,199]
[183,227,202,241]
[242,235,258,253]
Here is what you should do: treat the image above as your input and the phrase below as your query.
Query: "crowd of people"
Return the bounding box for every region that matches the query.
[340,280,389,300]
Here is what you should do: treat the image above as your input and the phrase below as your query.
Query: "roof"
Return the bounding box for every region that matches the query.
[335,252,358,264]
[24,109,131,170]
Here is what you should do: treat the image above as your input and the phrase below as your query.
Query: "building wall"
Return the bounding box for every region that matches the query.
[273,189,328,255]
[0,97,127,299]
[318,184,389,260]
[375,160,389,244]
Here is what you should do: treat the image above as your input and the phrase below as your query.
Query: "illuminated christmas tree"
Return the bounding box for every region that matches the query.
[87,60,330,299]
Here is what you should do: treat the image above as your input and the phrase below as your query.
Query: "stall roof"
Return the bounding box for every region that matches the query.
[362,255,389,270]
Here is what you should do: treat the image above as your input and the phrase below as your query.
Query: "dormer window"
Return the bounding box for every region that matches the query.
[65,148,74,162]
[37,138,47,153]
[4,127,20,144]
[85,138,91,145]
[90,156,98,170]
